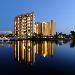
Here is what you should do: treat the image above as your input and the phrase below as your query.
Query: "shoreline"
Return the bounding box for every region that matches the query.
[0,37,73,41]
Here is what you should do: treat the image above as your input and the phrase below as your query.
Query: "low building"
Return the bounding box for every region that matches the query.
[35,20,55,36]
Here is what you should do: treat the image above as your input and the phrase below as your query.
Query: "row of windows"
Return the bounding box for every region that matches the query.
[17,17,33,20]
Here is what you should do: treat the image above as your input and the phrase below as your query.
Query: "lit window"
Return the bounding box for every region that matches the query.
[18,18,19,20]
[27,21,29,23]
[31,14,32,15]
[22,20,25,22]
[23,17,26,19]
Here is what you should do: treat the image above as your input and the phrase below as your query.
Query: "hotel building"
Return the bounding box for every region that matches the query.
[14,12,36,38]
[36,20,55,36]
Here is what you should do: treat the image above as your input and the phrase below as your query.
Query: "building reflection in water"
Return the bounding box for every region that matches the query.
[14,40,55,64]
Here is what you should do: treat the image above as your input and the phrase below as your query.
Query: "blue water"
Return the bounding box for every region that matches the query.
[0,40,75,75]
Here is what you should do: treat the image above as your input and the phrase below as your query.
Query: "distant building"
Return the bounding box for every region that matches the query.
[35,22,42,35]
[35,20,55,36]
[14,12,35,38]
[0,31,12,35]
[50,20,55,36]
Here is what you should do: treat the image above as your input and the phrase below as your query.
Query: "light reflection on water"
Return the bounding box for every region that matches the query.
[14,40,55,64]
[0,40,75,74]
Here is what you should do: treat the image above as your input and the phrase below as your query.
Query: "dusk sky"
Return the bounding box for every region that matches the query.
[0,0,75,34]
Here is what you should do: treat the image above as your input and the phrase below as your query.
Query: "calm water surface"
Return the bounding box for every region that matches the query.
[0,40,75,75]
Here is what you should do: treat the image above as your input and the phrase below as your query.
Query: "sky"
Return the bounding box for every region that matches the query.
[0,0,75,34]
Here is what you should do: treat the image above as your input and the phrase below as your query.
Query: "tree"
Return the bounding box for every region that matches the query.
[6,34,14,37]
[0,34,5,38]
[70,31,75,39]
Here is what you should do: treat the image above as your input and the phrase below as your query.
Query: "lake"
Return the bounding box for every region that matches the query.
[0,40,75,75]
